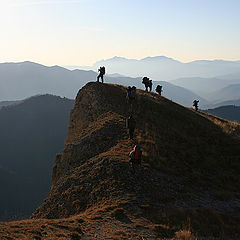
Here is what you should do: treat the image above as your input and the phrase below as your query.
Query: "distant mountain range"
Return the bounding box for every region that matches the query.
[0,94,74,220]
[0,61,208,107]
[170,74,240,100]
[64,56,240,105]
[204,105,240,123]
[208,84,240,102]
[1,59,239,107]
[66,56,240,81]
[170,77,239,96]
[203,98,240,109]
[0,61,97,101]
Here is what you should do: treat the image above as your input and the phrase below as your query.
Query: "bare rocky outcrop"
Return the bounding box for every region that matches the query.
[51,82,127,185]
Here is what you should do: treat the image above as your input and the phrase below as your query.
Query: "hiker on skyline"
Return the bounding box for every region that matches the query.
[97,66,105,83]
[156,85,163,96]
[126,115,136,139]
[129,144,142,173]
[142,77,152,92]
[193,100,199,111]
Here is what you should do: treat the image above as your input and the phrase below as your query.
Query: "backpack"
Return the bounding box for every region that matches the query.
[193,100,198,106]
[129,88,136,99]
[100,67,105,75]
[134,149,139,159]
[134,148,142,164]
[133,145,142,160]
[156,85,162,92]
[129,147,142,164]
[126,87,132,99]
[142,77,149,83]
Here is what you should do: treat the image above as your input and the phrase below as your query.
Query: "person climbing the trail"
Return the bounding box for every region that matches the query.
[193,100,199,111]
[126,115,136,139]
[142,77,152,92]
[130,86,136,100]
[129,144,142,173]
[126,86,132,101]
[156,85,163,96]
[97,66,105,83]
[126,86,137,110]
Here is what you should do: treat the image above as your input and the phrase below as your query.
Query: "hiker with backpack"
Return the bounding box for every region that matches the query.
[129,144,142,173]
[126,115,136,139]
[126,86,136,103]
[97,66,106,83]
[193,100,199,111]
[130,86,136,101]
[156,85,163,96]
[142,77,152,92]
[126,86,132,101]
[126,86,137,115]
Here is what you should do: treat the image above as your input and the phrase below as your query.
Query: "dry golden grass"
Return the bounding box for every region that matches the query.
[201,111,240,137]
[174,229,197,240]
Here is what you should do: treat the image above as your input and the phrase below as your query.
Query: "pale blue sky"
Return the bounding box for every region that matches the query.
[1,0,240,65]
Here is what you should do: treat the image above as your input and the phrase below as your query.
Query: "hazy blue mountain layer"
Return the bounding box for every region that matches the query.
[0,61,207,107]
[204,105,240,123]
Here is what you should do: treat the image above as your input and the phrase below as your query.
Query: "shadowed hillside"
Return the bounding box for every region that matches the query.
[1,82,240,239]
[0,95,74,220]
[0,100,22,109]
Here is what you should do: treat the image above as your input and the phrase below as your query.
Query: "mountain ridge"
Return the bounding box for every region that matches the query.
[87,56,240,80]
[91,56,240,64]
[28,82,240,239]
[0,82,240,239]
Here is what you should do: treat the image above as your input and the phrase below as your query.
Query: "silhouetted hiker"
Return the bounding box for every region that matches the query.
[130,86,136,100]
[97,66,105,83]
[126,86,136,102]
[126,86,137,113]
[193,100,199,111]
[126,86,132,102]
[126,115,136,139]
[129,144,142,173]
[142,77,152,92]
[156,85,163,96]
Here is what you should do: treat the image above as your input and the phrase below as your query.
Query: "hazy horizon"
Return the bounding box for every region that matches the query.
[1,55,240,68]
[1,0,240,66]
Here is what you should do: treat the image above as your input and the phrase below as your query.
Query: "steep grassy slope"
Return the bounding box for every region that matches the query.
[1,82,239,239]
